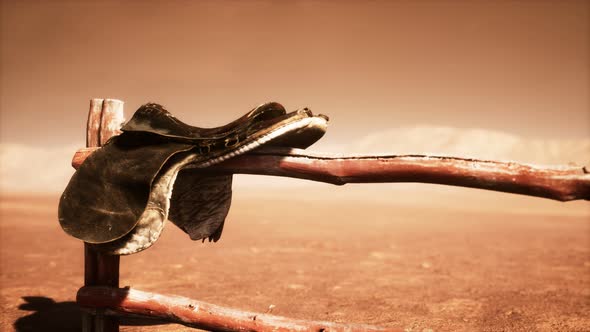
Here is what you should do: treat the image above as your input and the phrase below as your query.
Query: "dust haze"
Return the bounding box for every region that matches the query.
[1,1,589,331]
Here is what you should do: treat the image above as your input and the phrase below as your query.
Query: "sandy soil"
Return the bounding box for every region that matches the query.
[1,191,589,332]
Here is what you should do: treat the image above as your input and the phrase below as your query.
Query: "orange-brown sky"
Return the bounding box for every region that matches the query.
[1,0,588,148]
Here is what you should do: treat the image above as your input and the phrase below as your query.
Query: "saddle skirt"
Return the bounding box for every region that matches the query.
[58,102,328,255]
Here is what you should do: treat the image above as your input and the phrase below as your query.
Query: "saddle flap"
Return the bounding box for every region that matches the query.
[168,171,233,242]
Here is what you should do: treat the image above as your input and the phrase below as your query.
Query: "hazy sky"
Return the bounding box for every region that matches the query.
[1,0,589,148]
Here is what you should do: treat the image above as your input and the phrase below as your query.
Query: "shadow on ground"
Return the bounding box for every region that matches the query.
[14,297,81,332]
[14,296,170,331]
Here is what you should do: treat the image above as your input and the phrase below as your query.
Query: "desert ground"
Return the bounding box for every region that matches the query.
[1,185,589,332]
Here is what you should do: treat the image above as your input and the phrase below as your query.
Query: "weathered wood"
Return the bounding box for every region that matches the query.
[71,147,590,202]
[82,245,98,332]
[84,98,103,332]
[78,286,401,332]
[86,99,104,148]
[83,246,120,332]
[99,99,125,145]
[84,247,119,291]
[72,147,95,170]
[83,98,121,332]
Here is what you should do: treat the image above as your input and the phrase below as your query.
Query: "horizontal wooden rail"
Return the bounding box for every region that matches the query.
[72,147,590,202]
[78,286,400,332]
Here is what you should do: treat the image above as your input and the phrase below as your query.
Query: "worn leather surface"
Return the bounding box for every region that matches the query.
[59,102,328,255]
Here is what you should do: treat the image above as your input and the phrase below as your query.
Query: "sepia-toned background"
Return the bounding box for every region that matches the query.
[1,1,589,331]
[1,0,589,193]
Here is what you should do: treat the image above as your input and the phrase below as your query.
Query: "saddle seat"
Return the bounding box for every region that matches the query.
[122,102,329,150]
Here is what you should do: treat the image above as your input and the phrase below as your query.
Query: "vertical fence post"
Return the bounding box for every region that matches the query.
[82,98,124,332]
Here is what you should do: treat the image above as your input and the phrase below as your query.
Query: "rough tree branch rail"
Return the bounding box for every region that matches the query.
[72,146,590,202]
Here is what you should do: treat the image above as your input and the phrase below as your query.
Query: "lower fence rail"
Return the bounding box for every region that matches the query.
[77,286,402,332]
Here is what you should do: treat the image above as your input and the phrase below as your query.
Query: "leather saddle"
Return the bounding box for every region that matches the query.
[59,102,328,255]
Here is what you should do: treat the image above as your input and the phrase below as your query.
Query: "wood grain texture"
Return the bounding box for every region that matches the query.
[99,99,125,145]
[83,98,122,332]
[78,286,400,332]
[86,99,104,148]
[71,147,590,202]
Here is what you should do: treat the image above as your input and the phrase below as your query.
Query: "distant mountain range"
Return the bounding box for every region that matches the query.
[347,126,590,166]
[1,126,588,193]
